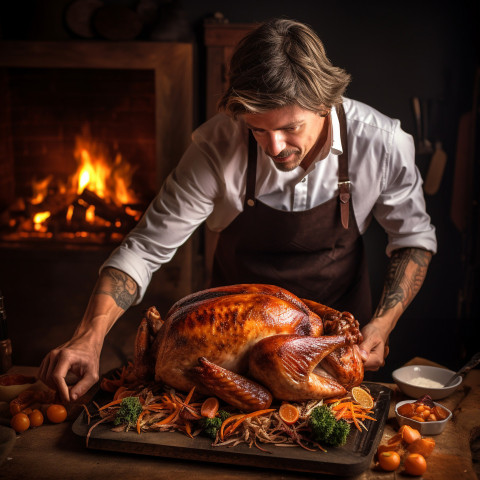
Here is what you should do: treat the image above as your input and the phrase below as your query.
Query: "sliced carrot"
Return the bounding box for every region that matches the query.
[184,420,193,438]
[350,402,361,431]
[331,401,353,411]
[335,405,349,420]
[144,404,170,411]
[326,396,350,404]
[220,414,246,440]
[113,386,135,401]
[180,405,202,420]
[169,392,180,405]
[224,409,275,437]
[341,412,377,421]
[136,410,149,434]
[357,414,376,421]
[184,386,196,405]
[152,407,181,426]
[160,397,176,409]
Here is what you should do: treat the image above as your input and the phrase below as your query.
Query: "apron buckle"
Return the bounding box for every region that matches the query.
[338,181,351,229]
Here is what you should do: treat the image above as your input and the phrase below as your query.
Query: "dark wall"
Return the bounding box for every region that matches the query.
[1,0,478,379]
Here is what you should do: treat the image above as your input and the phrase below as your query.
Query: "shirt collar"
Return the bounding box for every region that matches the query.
[330,106,343,155]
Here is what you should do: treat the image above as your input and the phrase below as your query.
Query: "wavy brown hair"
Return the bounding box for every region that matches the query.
[218,18,351,117]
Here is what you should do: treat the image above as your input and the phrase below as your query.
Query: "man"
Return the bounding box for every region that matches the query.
[39,18,436,403]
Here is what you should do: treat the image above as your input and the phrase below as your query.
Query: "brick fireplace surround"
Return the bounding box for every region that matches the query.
[0,40,200,370]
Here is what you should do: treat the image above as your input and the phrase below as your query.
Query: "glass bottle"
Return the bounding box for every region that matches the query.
[0,290,12,373]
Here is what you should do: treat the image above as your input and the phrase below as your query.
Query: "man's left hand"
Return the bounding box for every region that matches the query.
[358,322,389,371]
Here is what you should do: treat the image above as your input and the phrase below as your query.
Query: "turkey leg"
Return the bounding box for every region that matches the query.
[191,356,273,412]
[133,306,163,381]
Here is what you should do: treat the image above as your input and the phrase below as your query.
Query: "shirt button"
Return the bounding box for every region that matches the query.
[301,178,307,183]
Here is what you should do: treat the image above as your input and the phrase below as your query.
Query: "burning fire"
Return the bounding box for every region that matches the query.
[72,132,139,206]
[31,175,53,205]
[31,128,140,232]
[33,211,51,231]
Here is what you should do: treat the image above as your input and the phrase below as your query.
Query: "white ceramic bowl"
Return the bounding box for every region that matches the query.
[395,399,452,435]
[392,365,462,400]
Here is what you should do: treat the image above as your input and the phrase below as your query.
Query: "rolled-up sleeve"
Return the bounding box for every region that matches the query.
[372,122,437,256]
[100,141,222,303]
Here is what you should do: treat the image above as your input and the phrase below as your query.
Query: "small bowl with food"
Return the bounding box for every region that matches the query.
[395,396,452,435]
[0,373,38,402]
[392,365,462,400]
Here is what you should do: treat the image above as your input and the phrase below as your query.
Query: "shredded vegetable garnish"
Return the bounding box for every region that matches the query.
[86,369,377,452]
[324,386,377,431]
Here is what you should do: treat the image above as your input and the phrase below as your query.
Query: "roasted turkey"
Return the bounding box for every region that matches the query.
[133,284,364,412]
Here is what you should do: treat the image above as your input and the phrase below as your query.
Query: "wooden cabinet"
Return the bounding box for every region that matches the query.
[204,22,255,119]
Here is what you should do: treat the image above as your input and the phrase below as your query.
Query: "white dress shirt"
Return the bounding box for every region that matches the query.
[103,97,437,303]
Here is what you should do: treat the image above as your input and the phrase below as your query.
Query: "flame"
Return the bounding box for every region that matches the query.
[33,211,51,231]
[73,132,138,206]
[85,205,95,224]
[31,175,53,205]
[27,126,139,232]
[66,205,74,223]
[33,211,51,223]
[78,152,92,194]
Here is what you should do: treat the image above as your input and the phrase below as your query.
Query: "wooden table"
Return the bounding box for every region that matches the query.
[1,360,479,480]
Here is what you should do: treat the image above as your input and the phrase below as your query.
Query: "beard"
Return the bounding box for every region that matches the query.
[268,149,303,172]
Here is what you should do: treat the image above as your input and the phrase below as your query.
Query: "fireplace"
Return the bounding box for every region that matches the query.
[2,66,154,245]
[0,40,200,367]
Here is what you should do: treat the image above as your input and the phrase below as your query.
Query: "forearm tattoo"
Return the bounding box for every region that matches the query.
[95,268,137,310]
[374,248,432,318]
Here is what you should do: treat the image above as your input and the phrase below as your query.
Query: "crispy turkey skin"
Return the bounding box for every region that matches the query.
[135,284,364,411]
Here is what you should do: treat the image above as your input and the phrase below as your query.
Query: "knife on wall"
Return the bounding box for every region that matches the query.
[412,97,433,155]
[424,141,447,195]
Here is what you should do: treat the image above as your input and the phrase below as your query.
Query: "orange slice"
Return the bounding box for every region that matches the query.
[278,403,300,425]
[200,397,219,418]
[351,386,374,409]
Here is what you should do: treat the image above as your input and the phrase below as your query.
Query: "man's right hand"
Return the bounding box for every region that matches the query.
[38,268,138,403]
[38,334,101,403]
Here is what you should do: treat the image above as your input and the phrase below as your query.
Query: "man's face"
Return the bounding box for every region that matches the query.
[242,105,326,172]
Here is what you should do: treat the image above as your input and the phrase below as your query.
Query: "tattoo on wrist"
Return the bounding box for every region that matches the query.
[375,248,432,317]
[96,269,137,310]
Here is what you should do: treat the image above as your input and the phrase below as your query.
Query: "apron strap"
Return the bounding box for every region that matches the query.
[337,104,351,229]
[244,131,257,208]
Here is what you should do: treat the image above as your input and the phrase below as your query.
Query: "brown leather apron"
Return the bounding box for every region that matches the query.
[211,105,372,325]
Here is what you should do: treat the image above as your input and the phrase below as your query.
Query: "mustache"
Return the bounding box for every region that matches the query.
[268,149,299,159]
